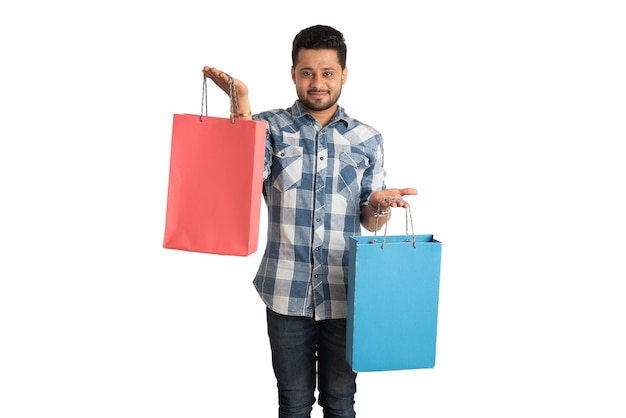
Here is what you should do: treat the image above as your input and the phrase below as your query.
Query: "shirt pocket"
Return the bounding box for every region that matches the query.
[337,151,370,199]
[271,144,303,192]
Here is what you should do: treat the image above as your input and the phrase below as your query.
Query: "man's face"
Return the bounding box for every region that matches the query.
[292,48,347,113]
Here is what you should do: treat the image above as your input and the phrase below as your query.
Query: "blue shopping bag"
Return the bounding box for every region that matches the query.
[346,207,442,372]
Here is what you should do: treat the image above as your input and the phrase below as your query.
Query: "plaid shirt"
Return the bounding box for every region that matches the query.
[252,101,386,320]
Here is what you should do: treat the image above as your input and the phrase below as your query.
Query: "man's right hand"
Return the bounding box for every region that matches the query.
[202,66,249,100]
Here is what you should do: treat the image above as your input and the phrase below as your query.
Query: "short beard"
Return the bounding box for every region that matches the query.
[298,87,341,112]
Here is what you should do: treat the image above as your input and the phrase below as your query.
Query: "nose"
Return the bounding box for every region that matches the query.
[310,74,325,89]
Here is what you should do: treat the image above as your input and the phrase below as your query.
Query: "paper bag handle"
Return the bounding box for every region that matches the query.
[200,75,239,124]
[372,199,416,249]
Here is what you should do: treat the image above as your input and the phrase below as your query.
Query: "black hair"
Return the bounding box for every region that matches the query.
[292,25,347,69]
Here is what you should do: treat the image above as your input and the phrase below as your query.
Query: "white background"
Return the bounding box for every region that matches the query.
[1,1,625,417]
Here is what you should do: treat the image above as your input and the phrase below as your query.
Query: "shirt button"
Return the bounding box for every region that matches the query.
[316,218,321,222]
[319,156,324,161]
[315,247,320,251]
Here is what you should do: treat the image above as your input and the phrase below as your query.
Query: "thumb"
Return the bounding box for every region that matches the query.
[400,188,418,196]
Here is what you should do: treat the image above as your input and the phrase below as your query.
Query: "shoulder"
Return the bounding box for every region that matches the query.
[253,103,312,134]
[335,107,383,143]
[253,102,304,122]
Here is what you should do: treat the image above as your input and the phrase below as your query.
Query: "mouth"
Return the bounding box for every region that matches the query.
[308,90,329,99]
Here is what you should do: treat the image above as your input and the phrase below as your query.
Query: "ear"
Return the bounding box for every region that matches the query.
[291,66,296,84]
[342,66,348,85]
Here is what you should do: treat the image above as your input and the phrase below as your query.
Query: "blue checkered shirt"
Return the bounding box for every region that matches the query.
[252,101,386,320]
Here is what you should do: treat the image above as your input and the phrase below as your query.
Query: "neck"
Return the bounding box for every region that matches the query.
[304,104,337,127]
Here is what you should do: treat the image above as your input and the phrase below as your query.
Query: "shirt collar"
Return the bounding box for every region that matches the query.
[291,101,354,129]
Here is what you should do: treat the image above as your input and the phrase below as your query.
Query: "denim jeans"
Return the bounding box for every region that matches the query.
[266,308,357,418]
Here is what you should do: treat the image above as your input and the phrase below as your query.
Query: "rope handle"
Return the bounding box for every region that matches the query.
[200,75,239,124]
[371,198,416,249]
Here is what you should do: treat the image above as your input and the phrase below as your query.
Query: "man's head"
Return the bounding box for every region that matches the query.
[291,25,348,117]
[292,25,347,69]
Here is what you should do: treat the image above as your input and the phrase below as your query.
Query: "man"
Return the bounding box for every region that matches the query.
[203,24,417,418]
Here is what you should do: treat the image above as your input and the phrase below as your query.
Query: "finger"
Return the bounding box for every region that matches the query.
[203,66,218,77]
[203,67,222,79]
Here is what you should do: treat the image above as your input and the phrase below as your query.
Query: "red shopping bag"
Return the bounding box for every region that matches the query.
[163,77,267,256]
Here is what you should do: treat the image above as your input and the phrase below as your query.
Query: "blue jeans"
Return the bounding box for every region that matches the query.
[266,308,357,418]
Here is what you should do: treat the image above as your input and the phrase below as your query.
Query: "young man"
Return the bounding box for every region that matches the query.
[203,25,417,418]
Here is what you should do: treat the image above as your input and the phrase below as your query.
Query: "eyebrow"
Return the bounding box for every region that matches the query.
[299,67,337,71]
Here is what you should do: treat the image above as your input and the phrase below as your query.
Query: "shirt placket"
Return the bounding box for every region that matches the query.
[311,128,328,319]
